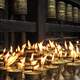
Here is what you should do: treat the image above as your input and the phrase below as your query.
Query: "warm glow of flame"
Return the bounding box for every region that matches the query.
[10,46,13,53]
[6,54,19,67]
[18,57,25,70]
[59,50,63,57]
[12,52,16,56]
[0,54,3,58]
[64,41,68,49]
[31,60,37,66]
[57,44,62,50]
[38,41,43,52]
[28,40,31,49]
[70,50,78,58]
[32,43,38,50]
[69,41,74,50]
[49,54,54,61]
[3,48,6,53]
[4,52,10,61]
[30,54,34,61]
[20,57,25,64]
[16,46,20,52]
[22,43,26,49]
[52,54,54,61]
[33,63,39,70]
[55,48,58,54]
[41,55,47,66]
[49,40,55,48]
[76,46,80,54]
[56,44,63,57]
[76,41,79,44]
[69,41,78,58]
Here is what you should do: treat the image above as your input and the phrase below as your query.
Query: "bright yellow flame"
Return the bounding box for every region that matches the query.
[41,55,47,66]
[64,41,68,49]
[28,40,31,49]
[12,52,16,56]
[76,46,79,53]
[30,54,34,61]
[49,40,55,48]
[4,52,10,61]
[33,63,39,70]
[69,41,78,58]
[69,41,74,50]
[0,54,3,58]
[17,57,25,70]
[16,46,20,52]
[70,50,78,58]
[10,46,13,53]
[76,41,79,44]
[3,48,6,53]
[38,41,43,52]
[20,57,25,64]
[6,54,18,67]
[22,43,26,49]
[57,44,62,50]
[31,60,37,66]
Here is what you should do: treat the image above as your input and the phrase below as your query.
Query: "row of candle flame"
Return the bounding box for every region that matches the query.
[0,40,80,71]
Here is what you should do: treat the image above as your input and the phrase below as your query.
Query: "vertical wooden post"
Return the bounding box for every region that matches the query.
[37,0,47,42]
[4,32,8,48]
[11,32,15,47]
[22,32,26,44]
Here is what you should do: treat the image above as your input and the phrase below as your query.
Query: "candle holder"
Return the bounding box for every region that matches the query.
[24,70,41,80]
[6,69,22,80]
[45,65,59,80]
[52,59,66,80]
[63,62,80,80]
[0,67,6,80]
[36,67,48,80]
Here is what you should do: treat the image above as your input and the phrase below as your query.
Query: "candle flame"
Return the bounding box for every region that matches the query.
[64,41,68,49]
[41,55,47,66]
[69,41,74,50]
[16,46,20,52]
[6,54,18,67]
[3,48,6,53]
[28,40,31,49]
[22,43,26,49]
[10,46,13,53]
[18,57,25,70]
[69,41,78,58]
[4,52,10,61]
[49,40,55,48]
[31,60,37,66]
[30,54,34,61]
[38,41,43,52]
[33,63,39,70]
